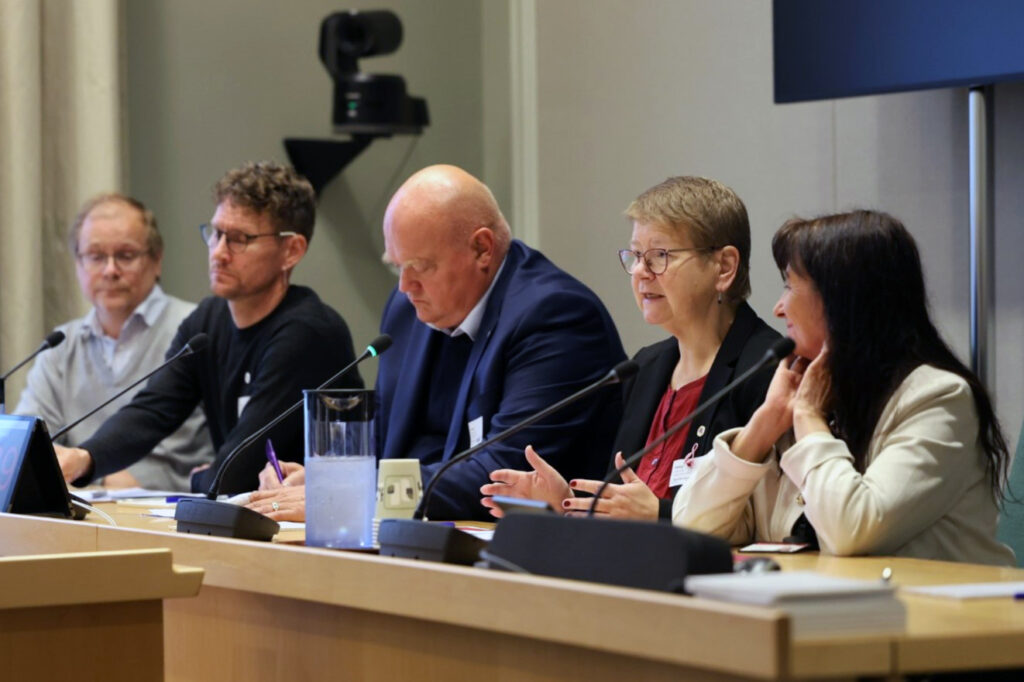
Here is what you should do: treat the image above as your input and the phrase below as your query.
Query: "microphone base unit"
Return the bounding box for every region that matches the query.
[174,498,280,542]
[378,519,486,566]
[481,514,734,593]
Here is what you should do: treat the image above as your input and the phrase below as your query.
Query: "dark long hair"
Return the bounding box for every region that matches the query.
[771,210,1008,499]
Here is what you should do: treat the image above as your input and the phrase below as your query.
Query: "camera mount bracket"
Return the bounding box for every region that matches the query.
[283,10,428,196]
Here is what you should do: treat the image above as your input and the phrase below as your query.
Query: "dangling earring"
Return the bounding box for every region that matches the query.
[717,291,723,305]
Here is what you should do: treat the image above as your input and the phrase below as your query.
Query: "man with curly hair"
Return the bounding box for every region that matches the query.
[56,161,361,494]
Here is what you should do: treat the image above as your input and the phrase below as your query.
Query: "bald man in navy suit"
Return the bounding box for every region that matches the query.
[375,165,625,520]
[247,165,625,522]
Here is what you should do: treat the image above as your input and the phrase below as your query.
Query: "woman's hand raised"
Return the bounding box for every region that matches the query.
[561,452,660,520]
[791,344,832,440]
[480,445,571,518]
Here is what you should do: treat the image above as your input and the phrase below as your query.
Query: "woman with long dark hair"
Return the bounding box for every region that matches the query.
[674,210,1014,564]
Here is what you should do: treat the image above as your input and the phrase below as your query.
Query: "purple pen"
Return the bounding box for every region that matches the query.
[265,439,285,483]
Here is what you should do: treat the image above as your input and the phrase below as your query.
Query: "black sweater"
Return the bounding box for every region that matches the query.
[80,286,361,494]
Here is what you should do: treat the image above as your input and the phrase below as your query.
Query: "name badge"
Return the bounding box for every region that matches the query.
[468,416,484,447]
[670,454,708,489]
[238,371,252,418]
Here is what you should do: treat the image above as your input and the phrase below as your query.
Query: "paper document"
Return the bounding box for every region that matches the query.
[456,525,494,541]
[72,490,110,501]
[105,488,192,499]
[685,570,894,605]
[685,570,905,638]
[149,508,303,532]
[903,581,1024,599]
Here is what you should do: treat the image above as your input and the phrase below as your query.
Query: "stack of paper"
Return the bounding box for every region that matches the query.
[684,570,906,637]
[903,581,1024,599]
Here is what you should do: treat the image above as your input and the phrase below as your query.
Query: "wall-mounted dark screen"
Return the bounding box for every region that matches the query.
[773,0,1024,103]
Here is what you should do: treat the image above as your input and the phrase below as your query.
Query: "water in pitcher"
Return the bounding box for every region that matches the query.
[305,455,376,548]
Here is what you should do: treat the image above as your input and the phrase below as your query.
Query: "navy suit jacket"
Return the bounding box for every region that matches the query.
[376,240,626,520]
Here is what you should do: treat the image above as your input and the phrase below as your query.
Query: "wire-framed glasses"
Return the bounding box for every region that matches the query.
[76,250,150,272]
[199,224,297,254]
[617,246,719,275]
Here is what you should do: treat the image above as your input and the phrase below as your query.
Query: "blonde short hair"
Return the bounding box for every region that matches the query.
[625,176,751,302]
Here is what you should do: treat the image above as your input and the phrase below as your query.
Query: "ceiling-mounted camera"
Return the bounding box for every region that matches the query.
[319,10,428,134]
[284,9,429,194]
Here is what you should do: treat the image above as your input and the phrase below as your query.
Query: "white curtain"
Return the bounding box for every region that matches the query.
[0,0,123,403]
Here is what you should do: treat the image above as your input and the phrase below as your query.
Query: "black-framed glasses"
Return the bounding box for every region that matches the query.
[199,224,297,254]
[617,246,719,275]
[76,250,150,272]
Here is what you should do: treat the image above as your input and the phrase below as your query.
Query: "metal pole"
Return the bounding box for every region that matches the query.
[968,86,994,388]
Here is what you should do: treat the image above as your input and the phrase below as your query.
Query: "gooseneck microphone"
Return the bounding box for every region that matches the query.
[49,333,209,441]
[174,334,392,541]
[415,358,639,521]
[378,359,638,565]
[0,330,66,413]
[202,333,392,499]
[586,336,795,517]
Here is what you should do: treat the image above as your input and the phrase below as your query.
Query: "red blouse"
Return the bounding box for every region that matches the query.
[634,375,707,498]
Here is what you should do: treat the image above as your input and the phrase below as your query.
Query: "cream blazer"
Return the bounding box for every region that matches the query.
[672,365,1015,566]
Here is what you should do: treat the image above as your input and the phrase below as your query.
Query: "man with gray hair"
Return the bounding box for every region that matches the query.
[16,193,213,490]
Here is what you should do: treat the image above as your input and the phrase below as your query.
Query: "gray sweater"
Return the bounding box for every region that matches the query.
[15,285,214,490]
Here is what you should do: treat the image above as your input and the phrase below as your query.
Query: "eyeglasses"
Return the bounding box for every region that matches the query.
[199,224,297,254]
[76,250,150,272]
[382,255,435,278]
[617,246,719,275]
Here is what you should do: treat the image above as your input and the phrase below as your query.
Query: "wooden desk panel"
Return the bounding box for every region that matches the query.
[0,546,202,682]
[88,518,798,679]
[165,585,768,682]
[6,507,1024,680]
[777,553,1024,674]
[0,600,163,682]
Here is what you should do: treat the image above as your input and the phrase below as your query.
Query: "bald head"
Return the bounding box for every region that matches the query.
[385,165,510,248]
[383,165,511,328]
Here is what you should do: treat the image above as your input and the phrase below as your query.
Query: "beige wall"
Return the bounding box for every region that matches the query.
[531,0,1024,449]
[125,0,486,385]
[124,0,1023,447]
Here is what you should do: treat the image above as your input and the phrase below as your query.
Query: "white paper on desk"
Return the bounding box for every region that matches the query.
[903,581,1024,599]
[106,488,188,499]
[121,498,175,508]
[456,526,494,541]
[148,508,303,531]
[685,570,894,605]
[72,490,110,501]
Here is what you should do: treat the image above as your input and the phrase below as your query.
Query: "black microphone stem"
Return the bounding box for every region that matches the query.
[49,342,199,441]
[0,331,66,413]
[2,352,42,382]
[202,395,305,499]
[586,339,794,517]
[203,335,392,499]
[418,360,638,521]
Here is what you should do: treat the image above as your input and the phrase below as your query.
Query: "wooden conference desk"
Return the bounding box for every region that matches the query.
[1,505,1023,681]
[0,546,203,682]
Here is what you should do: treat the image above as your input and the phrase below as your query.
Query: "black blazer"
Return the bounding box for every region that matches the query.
[609,302,781,518]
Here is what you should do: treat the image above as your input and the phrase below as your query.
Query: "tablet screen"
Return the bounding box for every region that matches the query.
[0,415,35,511]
